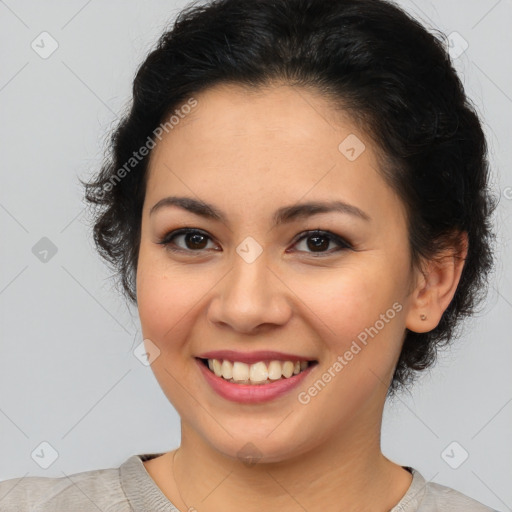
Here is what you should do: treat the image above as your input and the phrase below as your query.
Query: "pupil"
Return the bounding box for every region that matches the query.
[187,233,207,249]
[307,235,329,252]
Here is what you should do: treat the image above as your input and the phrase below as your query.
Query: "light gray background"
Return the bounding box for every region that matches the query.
[0,0,511,510]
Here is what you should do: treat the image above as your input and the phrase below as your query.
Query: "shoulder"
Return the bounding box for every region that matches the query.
[423,480,499,511]
[392,468,500,512]
[0,461,130,512]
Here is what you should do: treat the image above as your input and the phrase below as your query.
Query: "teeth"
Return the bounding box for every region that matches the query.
[249,361,268,383]
[221,359,233,379]
[212,359,222,377]
[232,362,249,381]
[268,360,282,380]
[282,361,294,378]
[205,358,311,384]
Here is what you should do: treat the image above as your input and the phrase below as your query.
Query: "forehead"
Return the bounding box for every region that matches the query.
[154,82,361,151]
[144,82,405,228]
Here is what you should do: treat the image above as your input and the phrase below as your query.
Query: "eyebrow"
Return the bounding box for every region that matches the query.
[149,195,371,225]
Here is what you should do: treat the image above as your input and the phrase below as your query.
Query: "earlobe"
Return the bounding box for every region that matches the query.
[405,231,468,333]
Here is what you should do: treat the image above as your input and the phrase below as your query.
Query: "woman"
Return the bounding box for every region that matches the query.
[0,0,500,510]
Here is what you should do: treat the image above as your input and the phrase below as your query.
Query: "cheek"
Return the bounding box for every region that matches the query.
[292,260,400,347]
[136,250,203,348]
[291,266,405,419]
[136,261,206,403]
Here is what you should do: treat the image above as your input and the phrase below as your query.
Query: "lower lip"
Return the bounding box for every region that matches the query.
[196,359,316,404]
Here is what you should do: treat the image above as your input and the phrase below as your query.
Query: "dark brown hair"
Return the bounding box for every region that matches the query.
[81,0,497,395]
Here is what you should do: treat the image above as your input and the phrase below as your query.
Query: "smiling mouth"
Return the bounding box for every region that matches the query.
[198,357,318,385]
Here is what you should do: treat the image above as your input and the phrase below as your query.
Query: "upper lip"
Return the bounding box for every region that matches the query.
[197,350,316,365]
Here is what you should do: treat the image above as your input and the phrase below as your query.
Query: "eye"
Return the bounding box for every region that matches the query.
[157,228,352,256]
[157,228,219,253]
[289,229,352,256]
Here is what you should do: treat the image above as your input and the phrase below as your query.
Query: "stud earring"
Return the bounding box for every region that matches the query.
[420,314,427,321]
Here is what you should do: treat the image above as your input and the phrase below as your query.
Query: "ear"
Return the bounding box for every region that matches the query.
[405,231,468,333]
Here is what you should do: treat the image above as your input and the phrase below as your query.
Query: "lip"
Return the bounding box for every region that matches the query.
[196,357,317,404]
[197,350,314,365]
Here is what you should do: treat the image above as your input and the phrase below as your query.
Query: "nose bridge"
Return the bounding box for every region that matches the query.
[208,245,291,332]
[228,249,269,302]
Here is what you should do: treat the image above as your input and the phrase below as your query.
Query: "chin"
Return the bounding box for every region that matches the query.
[196,424,317,466]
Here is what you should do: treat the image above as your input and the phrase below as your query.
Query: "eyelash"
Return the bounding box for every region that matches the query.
[157,228,353,257]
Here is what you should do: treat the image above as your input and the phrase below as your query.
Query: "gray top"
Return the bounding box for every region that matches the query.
[0,452,499,511]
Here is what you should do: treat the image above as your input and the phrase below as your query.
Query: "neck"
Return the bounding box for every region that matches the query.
[171,400,411,512]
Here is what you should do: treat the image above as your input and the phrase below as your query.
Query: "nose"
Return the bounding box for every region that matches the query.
[206,252,293,334]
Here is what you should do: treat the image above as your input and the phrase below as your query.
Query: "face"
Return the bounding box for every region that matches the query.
[136,83,417,463]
